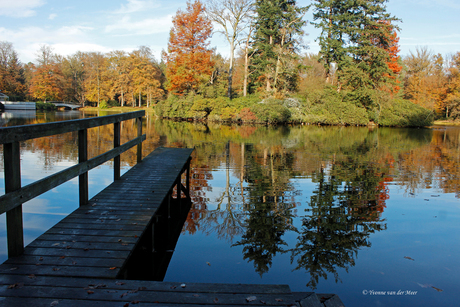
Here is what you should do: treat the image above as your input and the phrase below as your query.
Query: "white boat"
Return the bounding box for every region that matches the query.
[1,101,36,110]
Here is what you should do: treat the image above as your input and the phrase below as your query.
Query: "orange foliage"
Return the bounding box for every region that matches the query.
[29,64,65,101]
[376,21,402,93]
[163,0,214,95]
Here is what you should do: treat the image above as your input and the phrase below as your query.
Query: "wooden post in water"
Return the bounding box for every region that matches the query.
[114,122,121,180]
[137,116,142,163]
[78,129,88,206]
[4,142,24,257]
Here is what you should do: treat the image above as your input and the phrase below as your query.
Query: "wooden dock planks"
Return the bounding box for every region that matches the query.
[0,147,194,280]
[0,274,300,306]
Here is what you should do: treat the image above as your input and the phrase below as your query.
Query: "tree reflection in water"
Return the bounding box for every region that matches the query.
[233,143,297,276]
[291,155,389,289]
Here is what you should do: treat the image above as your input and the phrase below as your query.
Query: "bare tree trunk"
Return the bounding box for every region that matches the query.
[138,89,141,108]
[228,41,234,99]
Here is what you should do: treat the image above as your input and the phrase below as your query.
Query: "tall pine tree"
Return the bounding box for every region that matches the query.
[313,0,400,108]
[251,0,307,94]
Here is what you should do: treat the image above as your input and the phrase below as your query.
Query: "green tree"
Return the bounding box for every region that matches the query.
[251,0,307,94]
[313,0,399,108]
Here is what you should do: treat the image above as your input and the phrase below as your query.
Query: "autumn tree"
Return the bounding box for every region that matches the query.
[61,51,87,106]
[0,41,26,100]
[84,52,110,107]
[403,47,448,113]
[251,0,307,94]
[163,0,214,95]
[129,47,164,107]
[371,21,402,94]
[29,45,65,102]
[107,50,131,106]
[445,52,460,119]
[206,0,254,98]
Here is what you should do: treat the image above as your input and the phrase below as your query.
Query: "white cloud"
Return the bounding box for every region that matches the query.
[105,14,172,36]
[0,0,46,18]
[112,0,160,14]
[0,25,111,63]
[48,13,57,20]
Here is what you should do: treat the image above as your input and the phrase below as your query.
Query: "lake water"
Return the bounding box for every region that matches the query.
[1,110,459,306]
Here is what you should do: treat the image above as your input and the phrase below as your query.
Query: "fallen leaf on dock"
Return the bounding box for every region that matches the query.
[116,282,125,285]
[432,286,443,292]
[52,243,60,246]
[50,301,59,306]
[206,262,211,266]
[213,298,219,303]
[275,298,283,302]
[53,268,60,271]
[87,290,94,294]
[28,274,36,279]
[404,256,415,261]
[193,294,200,297]
[246,296,256,302]
[9,267,18,271]
[123,303,129,307]
[138,287,147,291]
[131,301,140,304]
[7,283,24,289]
[39,257,44,261]
[59,256,65,259]
[109,267,117,270]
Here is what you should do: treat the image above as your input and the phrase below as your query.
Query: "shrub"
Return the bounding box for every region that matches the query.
[378,99,433,127]
[99,100,109,109]
[36,101,57,110]
[250,98,291,124]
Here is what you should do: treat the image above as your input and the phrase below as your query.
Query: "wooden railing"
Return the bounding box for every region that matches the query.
[0,111,146,257]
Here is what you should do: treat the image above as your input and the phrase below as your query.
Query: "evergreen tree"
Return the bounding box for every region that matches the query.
[313,0,400,108]
[251,0,307,94]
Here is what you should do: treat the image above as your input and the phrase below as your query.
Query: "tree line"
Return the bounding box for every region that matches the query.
[1,0,459,124]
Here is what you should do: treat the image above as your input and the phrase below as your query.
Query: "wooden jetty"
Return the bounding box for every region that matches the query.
[0,111,344,306]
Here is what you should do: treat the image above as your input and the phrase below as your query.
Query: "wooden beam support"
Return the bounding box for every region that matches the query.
[114,122,120,180]
[4,142,24,257]
[78,129,88,207]
[136,117,142,163]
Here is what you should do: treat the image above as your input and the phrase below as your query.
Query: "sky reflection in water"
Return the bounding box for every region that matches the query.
[1,111,459,307]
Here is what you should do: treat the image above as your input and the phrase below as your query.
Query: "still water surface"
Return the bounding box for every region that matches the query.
[1,110,459,306]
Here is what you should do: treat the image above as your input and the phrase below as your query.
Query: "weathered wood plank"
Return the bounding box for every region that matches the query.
[4,256,124,267]
[26,240,135,251]
[0,265,119,278]
[21,247,130,259]
[34,234,138,244]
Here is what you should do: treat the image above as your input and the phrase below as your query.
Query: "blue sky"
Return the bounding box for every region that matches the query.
[0,0,459,64]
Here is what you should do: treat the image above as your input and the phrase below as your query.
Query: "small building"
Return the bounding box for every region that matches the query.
[0,92,9,101]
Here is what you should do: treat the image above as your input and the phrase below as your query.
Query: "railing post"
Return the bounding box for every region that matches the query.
[4,142,24,257]
[78,129,88,206]
[114,122,120,180]
[136,116,142,163]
